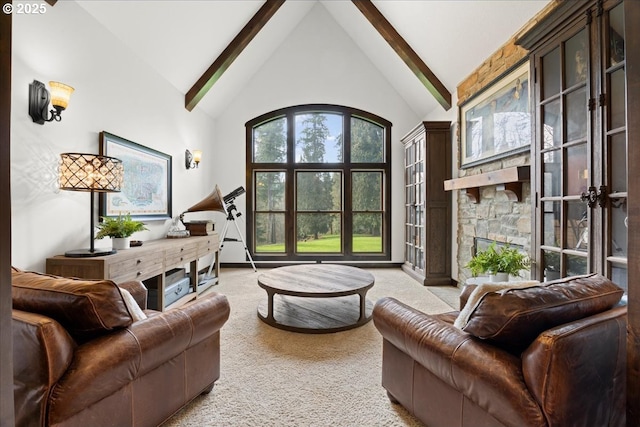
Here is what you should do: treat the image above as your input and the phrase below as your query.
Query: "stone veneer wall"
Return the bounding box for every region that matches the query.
[454,1,558,283]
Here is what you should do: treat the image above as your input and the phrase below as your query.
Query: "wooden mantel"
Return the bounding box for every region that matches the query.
[444,165,530,203]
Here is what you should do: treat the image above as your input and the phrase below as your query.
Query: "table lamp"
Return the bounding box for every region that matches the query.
[59,153,124,257]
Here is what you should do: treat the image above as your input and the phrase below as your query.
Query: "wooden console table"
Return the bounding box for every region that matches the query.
[46,234,220,311]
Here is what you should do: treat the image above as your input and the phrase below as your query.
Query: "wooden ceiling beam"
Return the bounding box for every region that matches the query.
[351,0,452,111]
[185,0,285,111]
[44,0,57,6]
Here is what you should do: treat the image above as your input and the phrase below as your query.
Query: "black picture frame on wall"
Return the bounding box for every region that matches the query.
[460,61,531,168]
[99,131,172,221]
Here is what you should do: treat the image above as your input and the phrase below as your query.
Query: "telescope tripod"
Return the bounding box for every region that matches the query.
[206,203,257,276]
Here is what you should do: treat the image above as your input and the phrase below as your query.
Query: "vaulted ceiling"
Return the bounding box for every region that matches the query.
[76,0,550,119]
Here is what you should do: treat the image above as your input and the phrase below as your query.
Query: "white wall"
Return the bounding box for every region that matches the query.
[11,2,216,271]
[213,3,420,263]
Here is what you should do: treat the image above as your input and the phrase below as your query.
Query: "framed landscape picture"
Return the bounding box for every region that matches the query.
[460,61,531,168]
[99,131,172,221]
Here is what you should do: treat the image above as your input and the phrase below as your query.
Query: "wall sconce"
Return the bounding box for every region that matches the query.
[29,79,74,124]
[185,149,202,169]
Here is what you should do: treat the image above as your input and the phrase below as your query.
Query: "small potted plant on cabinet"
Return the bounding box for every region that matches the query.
[95,213,148,250]
[466,241,530,282]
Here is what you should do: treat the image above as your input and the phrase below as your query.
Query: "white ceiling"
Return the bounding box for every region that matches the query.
[76,0,550,119]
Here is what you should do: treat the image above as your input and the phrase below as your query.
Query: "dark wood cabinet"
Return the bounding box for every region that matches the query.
[519,0,640,422]
[401,121,451,285]
[519,0,629,290]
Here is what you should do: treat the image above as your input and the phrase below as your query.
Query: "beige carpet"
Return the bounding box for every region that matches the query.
[164,267,458,427]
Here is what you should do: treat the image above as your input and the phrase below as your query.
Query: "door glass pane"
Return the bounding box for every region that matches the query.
[353,213,382,252]
[611,198,628,257]
[253,118,287,163]
[565,87,588,142]
[543,151,561,197]
[611,264,627,293]
[567,200,588,252]
[351,117,384,163]
[565,144,588,196]
[611,133,627,192]
[543,250,561,281]
[295,113,343,163]
[566,254,588,276]
[609,4,625,67]
[543,100,562,148]
[542,47,560,99]
[564,29,588,87]
[610,68,626,129]
[255,213,285,253]
[296,172,341,211]
[296,213,341,252]
[255,172,285,210]
[542,201,561,246]
[352,172,381,210]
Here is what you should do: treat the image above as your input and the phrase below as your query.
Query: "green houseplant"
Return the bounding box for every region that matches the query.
[95,213,148,249]
[466,241,530,281]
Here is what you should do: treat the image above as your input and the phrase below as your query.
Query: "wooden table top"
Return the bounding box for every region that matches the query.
[257,264,374,297]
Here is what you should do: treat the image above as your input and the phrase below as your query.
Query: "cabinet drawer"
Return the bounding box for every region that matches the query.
[109,252,164,283]
[197,236,219,257]
[165,248,198,270]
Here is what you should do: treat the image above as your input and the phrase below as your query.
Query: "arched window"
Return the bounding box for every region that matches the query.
[246,104,391,262]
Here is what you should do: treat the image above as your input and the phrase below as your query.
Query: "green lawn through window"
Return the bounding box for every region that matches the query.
[256,234,381,253]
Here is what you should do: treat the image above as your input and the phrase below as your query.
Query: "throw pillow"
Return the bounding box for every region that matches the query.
[119,287,147,322]
[459,273,624,353]
[12,268,134,341]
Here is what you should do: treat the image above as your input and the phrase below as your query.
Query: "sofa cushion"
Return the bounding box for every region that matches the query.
[12,268,134,341]
[460,273,624,353]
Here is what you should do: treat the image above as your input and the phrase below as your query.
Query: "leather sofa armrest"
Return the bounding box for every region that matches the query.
[48,292,230,424]
[118,280,147,309]
[373,297,545,427]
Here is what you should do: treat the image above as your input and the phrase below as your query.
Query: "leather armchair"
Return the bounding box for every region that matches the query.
[12,268,230,427]
[373,274,626,427]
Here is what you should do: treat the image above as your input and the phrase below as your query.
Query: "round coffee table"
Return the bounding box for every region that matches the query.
[257,264,375,333]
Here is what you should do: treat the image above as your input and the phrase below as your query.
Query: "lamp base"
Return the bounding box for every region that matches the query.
[64,248,117,258]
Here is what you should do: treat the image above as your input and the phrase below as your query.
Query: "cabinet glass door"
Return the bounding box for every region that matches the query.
[603,2,627,291]
[404,137,425,271]
[539,26,591,281]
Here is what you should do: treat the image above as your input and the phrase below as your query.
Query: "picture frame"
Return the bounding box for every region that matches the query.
[460,61,531,168]
[99,131,172,221]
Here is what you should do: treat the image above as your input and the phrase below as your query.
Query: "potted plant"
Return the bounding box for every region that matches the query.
[95,213,148,250]
[466,241,530,282]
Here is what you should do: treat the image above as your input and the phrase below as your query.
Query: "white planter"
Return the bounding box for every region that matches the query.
[490,272,509,282]
[112,237,131,250]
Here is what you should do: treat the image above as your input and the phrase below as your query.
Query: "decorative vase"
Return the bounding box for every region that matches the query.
[112,237,131,250]
[490,272,509,282]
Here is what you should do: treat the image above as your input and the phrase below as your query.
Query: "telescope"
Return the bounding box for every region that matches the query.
[223,186,245,205]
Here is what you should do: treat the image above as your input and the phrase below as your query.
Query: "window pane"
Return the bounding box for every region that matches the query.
[611,133,627,192]
[255,172,285,210]
[353,213,382,253]
[254,118,286,163]
[295,113,343,163]
[565,87,587,142]
[610,68,626,130]
[542,47,560,99]
[609,4,625,67]
[255,213,285,253]
[296,213,341,252]
[542,250,561,281]
[296,172,341,211]
[543,150,561,197]
[566,254,588,276]
[565,144,588,196]
[352,172,381,211]
[542,201,561,246]
[351,117,384,163]
[567,200,588,252]
[543,100,561,148]
[564,29,587,87]
[611,198,627,257]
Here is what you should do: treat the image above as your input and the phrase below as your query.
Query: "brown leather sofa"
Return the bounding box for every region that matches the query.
[373,273,626,427]
[11,268,231,427]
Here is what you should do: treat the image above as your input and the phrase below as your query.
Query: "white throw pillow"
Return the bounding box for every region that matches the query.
[119,287,148,322]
